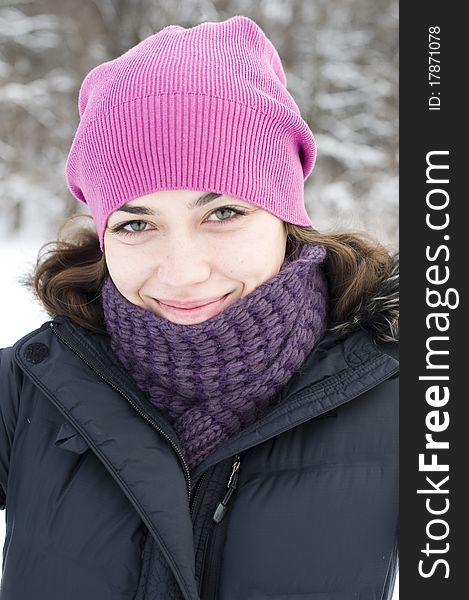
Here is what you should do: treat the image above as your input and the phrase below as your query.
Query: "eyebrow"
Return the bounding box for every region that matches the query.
[115,192,223,216]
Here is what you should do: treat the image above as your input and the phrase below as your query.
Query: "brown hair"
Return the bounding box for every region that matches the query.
[29,215,396,334]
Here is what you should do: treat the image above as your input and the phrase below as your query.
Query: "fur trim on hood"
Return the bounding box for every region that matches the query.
[328,255,399,344]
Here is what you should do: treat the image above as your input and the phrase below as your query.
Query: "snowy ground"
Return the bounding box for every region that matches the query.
[0,237,49,348]
[0,237,398,598]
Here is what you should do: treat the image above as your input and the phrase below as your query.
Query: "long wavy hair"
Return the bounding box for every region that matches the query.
[29,215,396,335]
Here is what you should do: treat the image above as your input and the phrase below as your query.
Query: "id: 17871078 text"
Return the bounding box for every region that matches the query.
[428,26,441,111]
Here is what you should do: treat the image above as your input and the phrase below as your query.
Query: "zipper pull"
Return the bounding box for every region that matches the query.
[212,455,241,524]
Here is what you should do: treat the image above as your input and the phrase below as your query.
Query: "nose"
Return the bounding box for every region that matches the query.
[155,238,212,288]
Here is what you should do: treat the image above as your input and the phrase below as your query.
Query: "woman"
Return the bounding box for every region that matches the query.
[0,15,398,600]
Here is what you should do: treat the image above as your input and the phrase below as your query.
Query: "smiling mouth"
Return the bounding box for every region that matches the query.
[153,293,230,322]
[157,295,227,309]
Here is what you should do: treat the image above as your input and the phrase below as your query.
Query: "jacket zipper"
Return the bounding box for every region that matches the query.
[49,322,192,499]
[212,455,241,523]
[200,454,241,598]
[190,471,209,519]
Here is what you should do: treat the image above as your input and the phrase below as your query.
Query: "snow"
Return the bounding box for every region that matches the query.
[0,8,61,48]
[0,237,49,349]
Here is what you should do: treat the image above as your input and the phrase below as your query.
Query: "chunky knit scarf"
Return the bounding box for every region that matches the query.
[101,243,328,471]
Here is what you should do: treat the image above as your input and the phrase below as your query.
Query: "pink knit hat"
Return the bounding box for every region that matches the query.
[65,15,316,249]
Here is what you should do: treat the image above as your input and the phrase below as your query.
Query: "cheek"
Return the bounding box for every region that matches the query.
[226,232,286,291]
[104,242,151,300]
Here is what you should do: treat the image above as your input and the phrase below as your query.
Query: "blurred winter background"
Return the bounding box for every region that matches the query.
[0,0,398,596]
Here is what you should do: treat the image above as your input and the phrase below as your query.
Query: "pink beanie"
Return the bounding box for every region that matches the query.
[65,15,316,249]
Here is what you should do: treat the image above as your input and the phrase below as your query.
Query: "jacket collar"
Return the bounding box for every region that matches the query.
[16,315,398,479]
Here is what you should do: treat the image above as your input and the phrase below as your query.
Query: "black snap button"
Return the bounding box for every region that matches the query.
[24,343,49,364]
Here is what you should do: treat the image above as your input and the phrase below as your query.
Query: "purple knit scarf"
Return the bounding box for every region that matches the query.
[101,243,328,470]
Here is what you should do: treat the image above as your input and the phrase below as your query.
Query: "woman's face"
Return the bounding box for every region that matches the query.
[104,190,288,324]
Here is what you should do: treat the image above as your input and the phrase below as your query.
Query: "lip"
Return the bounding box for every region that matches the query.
[158,295,227,309]
[155,294,230,323]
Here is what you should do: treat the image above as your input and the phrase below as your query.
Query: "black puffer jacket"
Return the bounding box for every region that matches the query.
[0,266,399,600]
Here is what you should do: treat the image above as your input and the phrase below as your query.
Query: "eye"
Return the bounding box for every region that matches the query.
[205,206,246,224]
[109,220,153,237]
[123,220,148,232]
